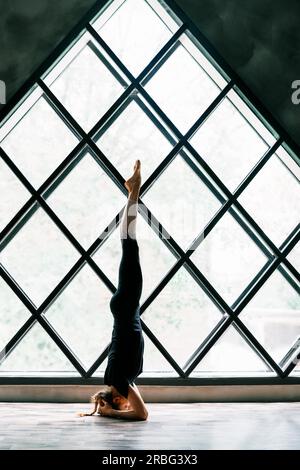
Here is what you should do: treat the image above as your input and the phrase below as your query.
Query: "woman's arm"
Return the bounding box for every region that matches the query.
[100,384,148,421]
[78,401,98,417]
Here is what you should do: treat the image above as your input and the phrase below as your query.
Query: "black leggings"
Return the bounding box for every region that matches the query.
[109,237,143,316]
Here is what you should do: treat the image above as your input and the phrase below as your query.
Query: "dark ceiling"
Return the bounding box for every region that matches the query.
[0,0,299,147]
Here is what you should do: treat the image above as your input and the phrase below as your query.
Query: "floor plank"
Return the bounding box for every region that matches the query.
[0,402,300,450]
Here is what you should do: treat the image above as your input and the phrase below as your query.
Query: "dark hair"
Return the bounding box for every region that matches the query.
[91,388,119,410]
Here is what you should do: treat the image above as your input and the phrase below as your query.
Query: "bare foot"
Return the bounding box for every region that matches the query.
[124,160,141,193]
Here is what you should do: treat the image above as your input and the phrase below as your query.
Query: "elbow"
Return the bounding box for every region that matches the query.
[139,409,148,421]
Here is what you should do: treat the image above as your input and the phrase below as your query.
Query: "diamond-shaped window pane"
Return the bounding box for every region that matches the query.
[1,207,79,306]
[190,89,275,191]
[47,150,124,249]
[45,33,126,132]
[93,215,176,303]
[94,98,174,183]
[191,212,267,306]
[1,95,78,188]
[0,158,30,233]
[45,264,114,371]
[142,150,221,248]
[0,323,77,373]
[238,151,300,246]
[144,40,223,133]
[191,326,271,374]
[142,267,223,368]
[0,278,30,352]
[240,269,300,364]
[94,0,177,76]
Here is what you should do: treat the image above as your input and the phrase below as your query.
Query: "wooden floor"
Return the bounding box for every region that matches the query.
[0,402,300,450]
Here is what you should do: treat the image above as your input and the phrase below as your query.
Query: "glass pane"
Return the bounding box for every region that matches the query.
[144,42,222,133]
[0,323,76,373]
[93,215,176,303]
[240,270,300,364]
[191,326,270,374]
[45,264,114,371]
[287,242,299,272]
[1,96,78,188]
[0,158,30,233]
[0,278,30,352]
[94,99,174,183]
[140,333,178,376]
[238,152,300,246]
[190,92,272,191]
[142,267,222,368]
[48,39,126,132]
[1,207,79,306]
[95,0,175,76]
[142,151,221,248]
[191,212,267,305]
[47,151,124,249]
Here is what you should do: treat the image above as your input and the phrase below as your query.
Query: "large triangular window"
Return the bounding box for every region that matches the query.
[0,0,299,381]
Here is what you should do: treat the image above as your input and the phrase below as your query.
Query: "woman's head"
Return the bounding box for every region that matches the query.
[92,386,130,411]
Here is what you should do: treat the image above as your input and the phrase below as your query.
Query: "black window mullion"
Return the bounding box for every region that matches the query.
[184,309,283,377]
[141,143,182,195]
[234,227,299,316]
[0,139,84,246]
[37,79,129,195]
[86,344,110,378]
[183,316,227,371]
[281,357,300,378]
[0,0,298,383]
[232,139,283,199]
[86,22,187,86]
[137,83,184,140]
[0,196,37,251]
[0,146,117,308]
[183,82,233,140]
[185,141,300,294]
[184,316,232,376]
[133,95,178,146]
[233,317,284,377]
[88,40,128,87]
[140,320,186,378]
[0,0,110,129]
[0,316,36,366]
[0,265,87,377]
[163,0,300,158]
[281,258,300,283]
[139,41,180,86]
[91,95,135,139]
[140,257,185,313]
[132,84,294,303]
[180,147,276,262]
[136,83,234,197]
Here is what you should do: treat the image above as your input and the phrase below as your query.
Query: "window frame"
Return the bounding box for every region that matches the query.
[0,0,299,385]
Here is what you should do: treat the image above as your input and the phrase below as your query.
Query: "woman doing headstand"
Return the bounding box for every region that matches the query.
[80,160,148,421]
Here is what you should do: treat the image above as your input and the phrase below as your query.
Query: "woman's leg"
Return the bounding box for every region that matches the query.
[120,160,141,240]
[110,160,143,313]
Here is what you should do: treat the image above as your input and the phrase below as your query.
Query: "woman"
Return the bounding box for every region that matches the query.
[80,160,148,421]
